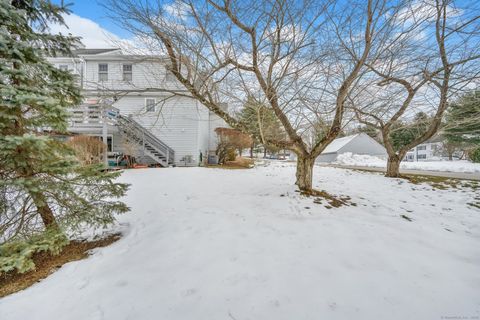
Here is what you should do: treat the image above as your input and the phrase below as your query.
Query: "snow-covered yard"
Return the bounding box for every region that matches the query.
[1,163,479,320]
[335,152,480,173]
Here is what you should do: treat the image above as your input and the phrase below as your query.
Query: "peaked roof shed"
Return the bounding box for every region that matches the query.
[316,133,387,162]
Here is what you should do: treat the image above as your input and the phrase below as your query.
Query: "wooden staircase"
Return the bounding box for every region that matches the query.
[115,115,175,167]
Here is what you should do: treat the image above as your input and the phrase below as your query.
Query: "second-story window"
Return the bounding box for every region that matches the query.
[123,64,132,81]
[98,63,108,81]
[59,64,68,71]
[146,98,156,112]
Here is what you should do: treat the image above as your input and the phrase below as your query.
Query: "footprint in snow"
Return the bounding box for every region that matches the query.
[76,278,90,290]
[182,288,197,297]
[328,302,337,311]
[270,299,280,307]
[90,306,105,320]
[115,280,128,287]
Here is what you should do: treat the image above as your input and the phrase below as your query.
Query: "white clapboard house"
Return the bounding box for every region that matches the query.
[47,48,226,167]
[404,135,444,161]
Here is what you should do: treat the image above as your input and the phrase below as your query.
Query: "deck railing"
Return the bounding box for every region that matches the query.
[67,103,174,166]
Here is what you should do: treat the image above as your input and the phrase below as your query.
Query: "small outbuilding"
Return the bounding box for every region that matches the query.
[315,133,387,163]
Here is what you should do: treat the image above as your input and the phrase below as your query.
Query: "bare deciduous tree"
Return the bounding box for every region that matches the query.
[105,0,385,192]
[352,0,480,177]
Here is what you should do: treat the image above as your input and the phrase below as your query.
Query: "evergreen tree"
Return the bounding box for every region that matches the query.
[443,91,480,145]
[239,96,284,157]
[355,125,381,142]
[0,0,129,273]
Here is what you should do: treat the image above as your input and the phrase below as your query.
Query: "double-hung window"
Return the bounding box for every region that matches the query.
[98,63,108,81]
[146,98,156,112]
[123,64,132,81]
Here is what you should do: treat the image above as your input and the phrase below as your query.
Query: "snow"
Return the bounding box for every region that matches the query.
[335,152,480,173]
[1,163,479,320]
[321,134,359,154]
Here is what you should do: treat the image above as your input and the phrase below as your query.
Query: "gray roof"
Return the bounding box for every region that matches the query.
[73,48,120,55]
[52,48,121,58]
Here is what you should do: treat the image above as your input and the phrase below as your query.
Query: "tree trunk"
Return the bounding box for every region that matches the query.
[386,154,401,177]
[295,156,315,191]
[250,144,254,158]
[263,148,267,158]
[30,192,59,230]
[448,152,453,161]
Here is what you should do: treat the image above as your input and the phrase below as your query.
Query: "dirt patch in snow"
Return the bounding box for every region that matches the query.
[0,233,121,298]
[206,157,255,169]
[301,189,356,208]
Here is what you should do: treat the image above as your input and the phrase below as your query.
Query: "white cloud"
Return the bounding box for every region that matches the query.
[396,1,462,26]
[49,13,125,48]
[48,13,164,55]
[163,1,191,21]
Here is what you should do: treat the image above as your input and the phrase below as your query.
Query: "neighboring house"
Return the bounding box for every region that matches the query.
[404,135,444,161]
[47,48,226,167]
[315,133,387,163]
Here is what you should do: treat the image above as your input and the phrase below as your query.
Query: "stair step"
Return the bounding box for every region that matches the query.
[116,115,174,167]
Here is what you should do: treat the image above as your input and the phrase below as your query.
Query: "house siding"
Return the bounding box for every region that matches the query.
[208,112,228,152]
[82,58,183,92]
[112,94,206,166]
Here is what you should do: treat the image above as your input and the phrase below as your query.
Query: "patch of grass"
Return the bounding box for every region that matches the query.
[0,233,121,298]
[462,181,479,191]
[396,174,480,210]
[467,202,480,209]
[404,175,480,205]
[341,167,478,191]
[337,168,479,210]
[404,174,461,190]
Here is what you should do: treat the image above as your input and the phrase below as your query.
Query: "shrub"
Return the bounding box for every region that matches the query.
[67,135,106,165]
[227,148,236,161]
[216,141,236,164]
[469,147,480,163]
